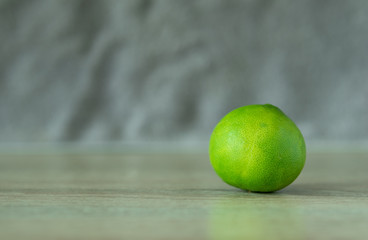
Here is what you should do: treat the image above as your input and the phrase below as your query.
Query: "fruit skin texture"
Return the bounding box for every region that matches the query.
[209,104,306,193]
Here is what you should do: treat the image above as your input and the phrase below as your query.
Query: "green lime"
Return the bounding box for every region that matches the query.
[209,104,306,192]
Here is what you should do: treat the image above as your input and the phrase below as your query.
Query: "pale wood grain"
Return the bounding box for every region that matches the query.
[0,151,367,240]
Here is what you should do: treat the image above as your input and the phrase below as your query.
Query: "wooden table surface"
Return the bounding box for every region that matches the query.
[0,150,367,240]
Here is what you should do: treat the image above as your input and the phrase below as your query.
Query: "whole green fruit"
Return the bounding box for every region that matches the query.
[209,104,306,192]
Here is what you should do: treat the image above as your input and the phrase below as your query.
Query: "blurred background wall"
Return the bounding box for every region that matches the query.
[1,0,368,147]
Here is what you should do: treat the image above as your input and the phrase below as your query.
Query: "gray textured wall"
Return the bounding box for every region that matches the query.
[1,0,368,145]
